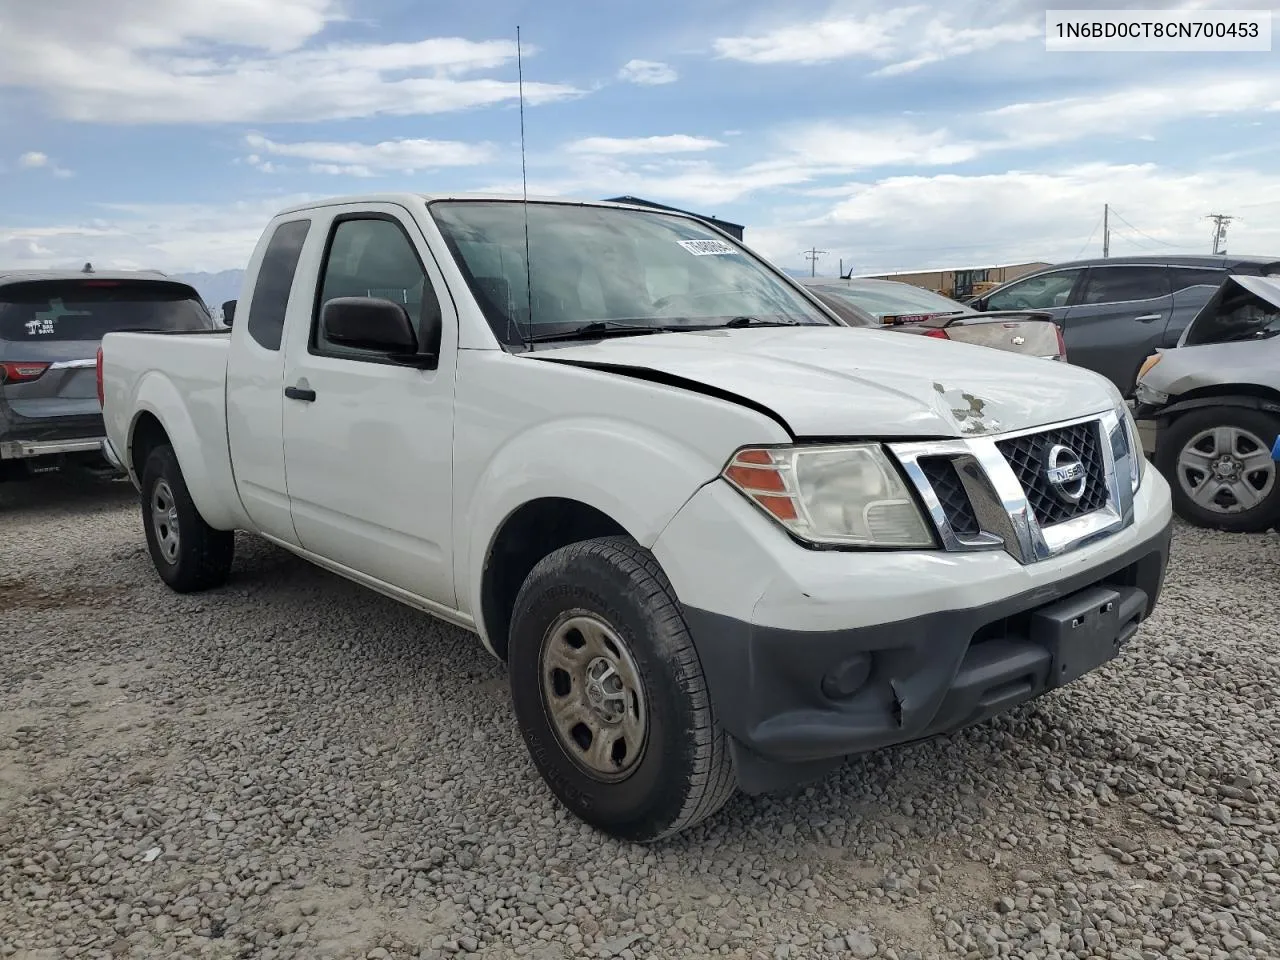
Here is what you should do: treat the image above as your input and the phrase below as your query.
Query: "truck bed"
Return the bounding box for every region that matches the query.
[100,329,243,528]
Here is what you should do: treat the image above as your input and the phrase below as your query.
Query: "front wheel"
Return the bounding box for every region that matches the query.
[507,536,736,842]
[1156,407,1280,532]
[140,444,235,592]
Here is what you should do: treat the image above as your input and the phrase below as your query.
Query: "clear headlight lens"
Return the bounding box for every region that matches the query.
[722,443,934,548]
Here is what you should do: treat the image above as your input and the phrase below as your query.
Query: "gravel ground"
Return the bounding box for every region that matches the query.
[2,473,1278,960]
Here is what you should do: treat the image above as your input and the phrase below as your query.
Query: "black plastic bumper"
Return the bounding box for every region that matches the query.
[682,518,1173,794]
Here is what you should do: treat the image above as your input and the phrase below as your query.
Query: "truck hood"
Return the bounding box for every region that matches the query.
[527,326,1118,438]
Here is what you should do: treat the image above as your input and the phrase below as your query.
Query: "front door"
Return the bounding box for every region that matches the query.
[1061,265,1172,395]
[280,204,458,608]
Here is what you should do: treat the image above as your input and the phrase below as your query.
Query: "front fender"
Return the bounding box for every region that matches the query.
[459,416,739,651]
[129,372,250,531]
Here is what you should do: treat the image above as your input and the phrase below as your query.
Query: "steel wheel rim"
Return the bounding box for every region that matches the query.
[539,612,648,782]
[1176,425,1276,515]
[151,479,181,564]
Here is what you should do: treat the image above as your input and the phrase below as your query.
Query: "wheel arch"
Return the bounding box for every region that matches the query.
[1157,385,1280,423]
[478,497,630,662]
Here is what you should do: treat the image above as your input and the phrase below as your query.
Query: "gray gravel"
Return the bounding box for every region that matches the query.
[2,472,1278,960]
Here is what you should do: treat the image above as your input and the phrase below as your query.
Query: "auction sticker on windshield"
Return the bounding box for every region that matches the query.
[678,239,739,256]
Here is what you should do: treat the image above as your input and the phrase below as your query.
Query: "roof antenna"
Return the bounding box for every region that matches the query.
[517,26,534,353]
[81,261,94,274]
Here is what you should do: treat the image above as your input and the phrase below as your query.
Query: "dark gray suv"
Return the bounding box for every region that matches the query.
[1,270,215,481]
[968,255,1280,396]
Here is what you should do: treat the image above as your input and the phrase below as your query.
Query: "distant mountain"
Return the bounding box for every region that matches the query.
[176,270,244,313]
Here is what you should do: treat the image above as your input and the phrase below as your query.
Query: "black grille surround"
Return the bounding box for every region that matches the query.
[995,420,1109,527]
[918,456,980,535]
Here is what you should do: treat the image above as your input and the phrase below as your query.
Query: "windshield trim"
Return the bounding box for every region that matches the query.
[424,198,840,352]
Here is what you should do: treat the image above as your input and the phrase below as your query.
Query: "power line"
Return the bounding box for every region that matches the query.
[1106,226,1166,253]
[1072,213,1104,260]
[1107,208,1181,249]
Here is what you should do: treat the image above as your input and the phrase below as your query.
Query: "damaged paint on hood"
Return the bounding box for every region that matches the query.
[526,325,1117,439]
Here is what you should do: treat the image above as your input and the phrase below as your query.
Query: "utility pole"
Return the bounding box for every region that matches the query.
[1206,213,1233,255]
[1102,204,1109,258]
[804,247,827,277]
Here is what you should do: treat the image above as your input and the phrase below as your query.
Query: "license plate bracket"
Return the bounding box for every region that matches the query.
[1029,585,1124,687]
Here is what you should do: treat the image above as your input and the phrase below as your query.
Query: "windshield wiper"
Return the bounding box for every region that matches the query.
[524,320,670,344]
[718,316,804,328]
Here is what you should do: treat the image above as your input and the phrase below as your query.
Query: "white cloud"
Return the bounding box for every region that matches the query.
[0,0,583,123]
[712,4,1038,74]
[747,164,1280,276]
[985,72,1280,147]
[243,133,495,177]
[0,195,318,273]
[617,59,678,85]
[567,135,725,156]
[6,162,1280,279]
[777,122,980,169]
[15,150,74,177]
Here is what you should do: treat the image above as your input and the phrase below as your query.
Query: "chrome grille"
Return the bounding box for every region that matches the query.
[890,410,1135,567]
[995,420,1109,527]
[918,456,979,536]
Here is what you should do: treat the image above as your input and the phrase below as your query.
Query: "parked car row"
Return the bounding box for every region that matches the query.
[7,224,1277,542]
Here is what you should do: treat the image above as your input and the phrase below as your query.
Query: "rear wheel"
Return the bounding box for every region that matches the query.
[1157,407,1280,532]
[140,444,235,591]
[507,536,736,842]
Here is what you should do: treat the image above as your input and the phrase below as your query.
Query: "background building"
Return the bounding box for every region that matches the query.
[857,261,1050,300]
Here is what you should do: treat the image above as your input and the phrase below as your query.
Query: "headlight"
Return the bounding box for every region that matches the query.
[722,443,935,548]
[1117,402,1145,492]
[1137,353,1162,381]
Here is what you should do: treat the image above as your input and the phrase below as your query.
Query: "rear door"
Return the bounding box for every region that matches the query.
[1059,265,1172,394]
[0,278,211,444]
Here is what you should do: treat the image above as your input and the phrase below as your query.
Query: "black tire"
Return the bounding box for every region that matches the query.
[140,444,235,592]
[1156,406,1280,532]
[507,536,736,842]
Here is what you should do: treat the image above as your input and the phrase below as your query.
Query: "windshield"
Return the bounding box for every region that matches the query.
[428,201,833,345]
[1184,280,1280,345]
[810,281,966,319]
[0,279,213,342]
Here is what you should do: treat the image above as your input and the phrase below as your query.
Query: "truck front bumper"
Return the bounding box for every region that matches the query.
[652,473,1174,794]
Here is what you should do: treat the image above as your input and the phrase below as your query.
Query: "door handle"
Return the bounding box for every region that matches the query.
[284,385,316,402]
[1134,314,1162,323]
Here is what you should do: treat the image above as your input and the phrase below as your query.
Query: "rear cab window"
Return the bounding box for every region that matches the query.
[0,279,213,343]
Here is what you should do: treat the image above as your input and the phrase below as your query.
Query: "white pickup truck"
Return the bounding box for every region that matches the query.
[100,193,1174,842]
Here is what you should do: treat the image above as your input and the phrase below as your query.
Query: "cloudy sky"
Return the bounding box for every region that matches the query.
[1,0,1278,277]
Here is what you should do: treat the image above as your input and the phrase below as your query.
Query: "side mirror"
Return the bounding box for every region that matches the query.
[321,296,419,353]
[221,300,236,326]
[970,297,987,311]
